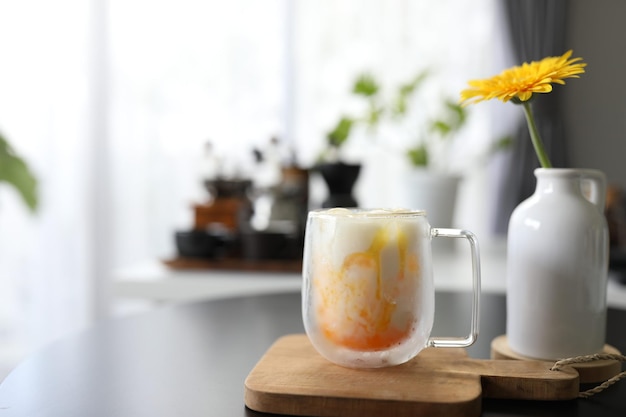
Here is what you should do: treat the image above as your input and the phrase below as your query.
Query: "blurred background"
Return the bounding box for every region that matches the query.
[1,0,625,379]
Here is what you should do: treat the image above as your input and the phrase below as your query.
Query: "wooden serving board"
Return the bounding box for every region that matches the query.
[491,334,622,383]
[244,334,580,417]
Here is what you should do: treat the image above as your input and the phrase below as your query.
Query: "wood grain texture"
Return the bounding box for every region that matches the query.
[244,334,580,417]
[162,257,302,272]
[491,335,622,384]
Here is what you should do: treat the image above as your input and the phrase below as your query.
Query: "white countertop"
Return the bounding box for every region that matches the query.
[112,239,626,309]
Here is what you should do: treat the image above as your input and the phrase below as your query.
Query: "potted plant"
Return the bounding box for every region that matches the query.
[316,71,434,208]
[0,131,38,212]
[316,70,508,216]
[400,98,473,233]
[315,73,385,208]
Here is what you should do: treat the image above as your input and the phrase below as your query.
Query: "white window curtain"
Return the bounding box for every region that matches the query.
[0,0,509,374]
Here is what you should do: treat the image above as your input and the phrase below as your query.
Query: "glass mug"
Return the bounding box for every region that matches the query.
[302,208,481,368]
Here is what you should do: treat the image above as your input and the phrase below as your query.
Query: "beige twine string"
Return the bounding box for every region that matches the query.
[550,353,626,398]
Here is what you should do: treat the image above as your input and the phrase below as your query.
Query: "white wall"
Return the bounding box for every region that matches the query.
[563,0,626,188]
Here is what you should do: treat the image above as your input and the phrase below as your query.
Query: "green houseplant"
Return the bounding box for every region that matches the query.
[322,71,471,226]
[320,70,479,170]
[316,70,507,214]
[315,73,387,208]
[0,131,38,212]
[316,72,433,208]
[319,72,429,161]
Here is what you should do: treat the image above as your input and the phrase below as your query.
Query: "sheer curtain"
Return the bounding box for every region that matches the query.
[0,0,504,374]
[0,0,100,374]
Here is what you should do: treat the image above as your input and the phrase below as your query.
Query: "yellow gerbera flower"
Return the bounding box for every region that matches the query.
[460,50,586,104]
[459,50,587,168]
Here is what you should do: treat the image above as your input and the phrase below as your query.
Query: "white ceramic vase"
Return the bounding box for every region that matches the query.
[506,168,609,360]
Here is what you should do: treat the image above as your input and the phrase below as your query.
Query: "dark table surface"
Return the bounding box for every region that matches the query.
[0,290,624,417]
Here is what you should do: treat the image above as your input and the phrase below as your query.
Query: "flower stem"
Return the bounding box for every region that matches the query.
[522,101,552,168]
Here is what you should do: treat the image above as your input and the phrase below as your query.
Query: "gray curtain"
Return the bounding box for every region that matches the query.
[494,0,569,234]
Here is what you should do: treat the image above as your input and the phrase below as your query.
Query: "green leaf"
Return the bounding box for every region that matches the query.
[393,95,408,116]
[488,135,514,155]
[431,121,452,136]
[391,70,429,116]
[430,99,468,137]
[366,106,384,127]
[327,116,354,148]
[407,144,429,167]
[399,70,429,96]
[0,133,38,212]
[353,73,379,97]
[494,135,514,151]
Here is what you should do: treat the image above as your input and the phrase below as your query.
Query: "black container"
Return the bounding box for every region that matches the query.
[315,162,361,208]
[175,229,227,259]
[240,231,303,261]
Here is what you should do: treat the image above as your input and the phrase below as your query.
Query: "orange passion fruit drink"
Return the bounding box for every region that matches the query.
[302,208,435,368]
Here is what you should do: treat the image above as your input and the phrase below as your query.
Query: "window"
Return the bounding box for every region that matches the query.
[0,0,503,373]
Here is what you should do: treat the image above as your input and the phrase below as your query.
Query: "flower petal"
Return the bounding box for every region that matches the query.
[460,50,586,105]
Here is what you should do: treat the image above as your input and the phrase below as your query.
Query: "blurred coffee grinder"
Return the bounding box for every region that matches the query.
[175,141,252,259]
[174,138,309,262]
[241,137,309,261]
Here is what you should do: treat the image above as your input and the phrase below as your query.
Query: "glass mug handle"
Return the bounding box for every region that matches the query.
[427,228,481,348]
